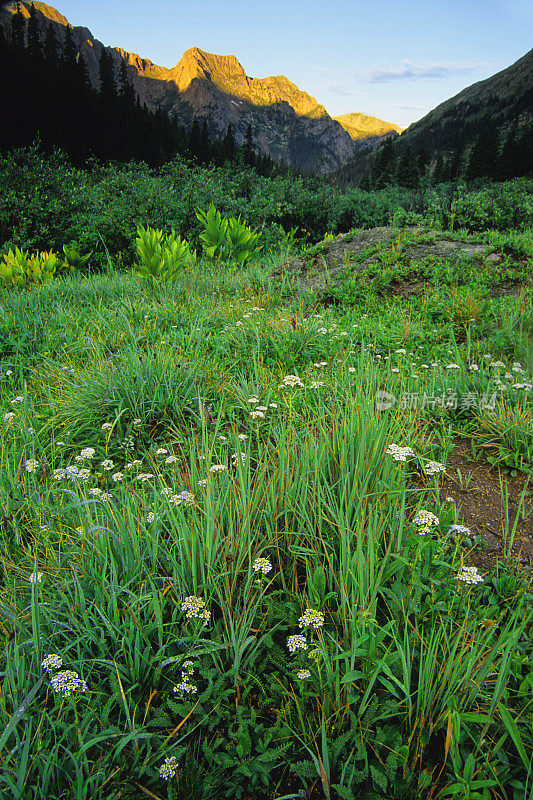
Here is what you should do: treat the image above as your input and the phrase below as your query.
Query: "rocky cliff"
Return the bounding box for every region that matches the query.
[0,1,399,172]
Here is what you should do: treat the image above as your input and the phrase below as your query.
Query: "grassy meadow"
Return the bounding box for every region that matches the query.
[0,153,532,799]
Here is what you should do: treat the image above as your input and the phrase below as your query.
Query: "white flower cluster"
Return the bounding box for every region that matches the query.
[100,459,114,471]
[423,461,446,476]
[137,473,154,482]
[50,670,87,698]
[168,491,195,507]
[165,455,179,465]
[28,572,43,583]
[250,410,265,419]
[173,659,197,695]
[101,422,113,432]
[209,464,227,473]
[279,374,305,389]
[296,669,311,680]
[298,608,325,630]
[159,755,178,780]
[386,444,415,462]
[75,447,95,462]
[231,452,246,466]
[449,524,471,536]
[412,510,440,535]
[287,634,308,653]
[181,596,210,625]
[25,458,39,473]
[455,566,484,585]
[3,412,16,422]
[252,557,272,575]
[41,654,63,672]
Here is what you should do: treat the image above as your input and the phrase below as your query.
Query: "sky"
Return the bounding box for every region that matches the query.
[43,0,532,129]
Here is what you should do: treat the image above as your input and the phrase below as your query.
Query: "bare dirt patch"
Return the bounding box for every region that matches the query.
[439,437,533,573]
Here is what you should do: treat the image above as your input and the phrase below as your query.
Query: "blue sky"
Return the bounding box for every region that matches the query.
[51,0,532,128]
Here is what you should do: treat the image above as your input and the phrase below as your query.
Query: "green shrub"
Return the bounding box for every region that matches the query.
[134,225,196,289]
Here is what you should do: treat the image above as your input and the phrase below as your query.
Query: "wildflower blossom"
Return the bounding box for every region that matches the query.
[423,461,446,476]
[41,654,63,672]
[137,473,154,482]
[197,478,208,486]
[88,488,103,496]
[101,423,113,432]
[173,681,198,694]
[296,669,311,680]
[238,433,248,441]
[25,459,39,473]
[250,410,265,419]
[386,444,415,462]
[11,396,24,404]
[268,403,278,409]
[28,572,43,583]
[209,464,227,473]
[156,448,168,455]
[100,460,114,471]
[449,524,471,535]
[181,596,210,625]
[287,635,308,653]
[252,557,272,575]
[248,396,259,404]
[77,468,91,483]
[308,381,324,388]
[279,374,305,388]
[413,510,440,535]
[455,566,484,585]
[165,455,179,465]
[146,512,155,523]
[133,419,142,429]
[298,608,325,630]
[3,412,15,422]
[112,472,124,482]
[159,756,178,780]
[50,670,87,697]
[169,491,195,506]
[77,448,95,460]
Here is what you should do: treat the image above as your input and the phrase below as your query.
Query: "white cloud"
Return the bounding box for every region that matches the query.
[359,60,492,83]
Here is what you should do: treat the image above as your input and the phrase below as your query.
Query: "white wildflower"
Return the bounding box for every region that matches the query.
[455,566,484,585]
[386,444,415,462]
[298,608,325,630]
[50,670,87,698]
[423,461,446,476]
[287,635,308,653]
[252,557,272,575]
[41,654,63,672]
[159,756,178,780]
[25,459,39,473]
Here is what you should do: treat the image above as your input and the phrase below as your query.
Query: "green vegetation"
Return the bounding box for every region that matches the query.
[0,145,531,275]
[0,175,532,798]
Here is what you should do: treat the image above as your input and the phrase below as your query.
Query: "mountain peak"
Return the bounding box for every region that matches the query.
[333,113,403,140]
[170,47,247,92]
[5,1,70,26]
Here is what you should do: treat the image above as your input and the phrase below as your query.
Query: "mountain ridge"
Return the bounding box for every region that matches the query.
[0,0,401,172]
